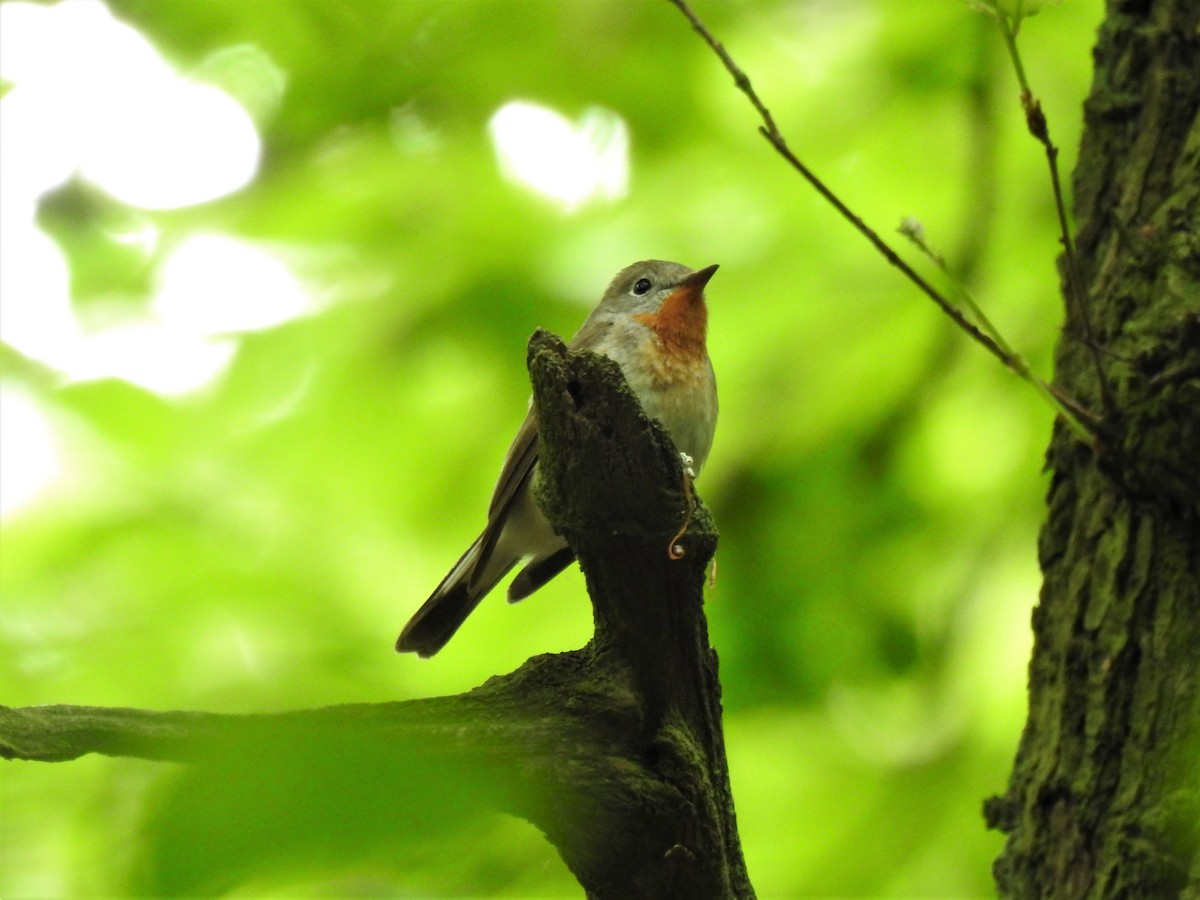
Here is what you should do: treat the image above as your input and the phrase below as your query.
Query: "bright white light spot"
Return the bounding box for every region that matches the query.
[154,234,312,336]
[0,219,74,365]
[488,101,628,213]
[0,0,262,210]
[85,80,260,210]
[0,5,303,403]
[63,324,239,396]
[0,229,310,396]
[0,220,237,394]
[0,388,63,520]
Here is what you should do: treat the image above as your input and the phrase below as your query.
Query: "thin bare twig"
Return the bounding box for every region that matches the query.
[900,219,1099,439]
[991,9,1115,418]
[665,4,1006,368]
[665,0,1103,436]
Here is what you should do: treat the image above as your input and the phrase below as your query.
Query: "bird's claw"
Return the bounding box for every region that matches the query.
[668,452,698,559]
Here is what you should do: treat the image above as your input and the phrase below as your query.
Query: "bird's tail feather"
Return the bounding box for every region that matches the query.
[507,547,576,603]
[396,535,515,657]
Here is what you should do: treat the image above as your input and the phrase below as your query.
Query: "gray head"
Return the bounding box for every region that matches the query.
[597,260,719,316]
[570,259,719,353]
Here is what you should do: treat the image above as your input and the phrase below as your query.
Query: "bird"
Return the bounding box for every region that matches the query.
[396,260,718,657]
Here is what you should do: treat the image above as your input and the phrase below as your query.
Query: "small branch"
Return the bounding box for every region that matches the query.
[666,5,1010,371]
[1,704,235,763]
[990,6,1116,419]
[899,218,1100,440]
[666,0,1103,437]
[0,681,622,766]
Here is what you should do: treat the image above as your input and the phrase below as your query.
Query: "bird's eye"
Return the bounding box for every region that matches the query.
[633,278,652,295]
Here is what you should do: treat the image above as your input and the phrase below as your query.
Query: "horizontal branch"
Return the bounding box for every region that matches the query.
[0,653,631,765]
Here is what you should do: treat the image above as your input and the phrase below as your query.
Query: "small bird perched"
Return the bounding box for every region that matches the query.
[397,259,718,657]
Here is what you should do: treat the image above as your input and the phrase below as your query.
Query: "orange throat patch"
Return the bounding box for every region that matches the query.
[635,288,708,360]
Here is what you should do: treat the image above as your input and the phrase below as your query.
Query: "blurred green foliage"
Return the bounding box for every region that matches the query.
[1,0,1102,896]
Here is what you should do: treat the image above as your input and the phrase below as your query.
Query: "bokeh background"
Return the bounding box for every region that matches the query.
[1,0,1102,896]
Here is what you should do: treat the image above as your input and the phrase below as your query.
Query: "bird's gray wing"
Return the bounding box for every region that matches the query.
[473,407,539,575]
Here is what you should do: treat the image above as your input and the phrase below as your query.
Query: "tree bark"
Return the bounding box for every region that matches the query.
[986,2,1200,896]
[1,330,752,899]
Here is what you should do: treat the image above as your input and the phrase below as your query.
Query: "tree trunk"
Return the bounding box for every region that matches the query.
[0,331,752,899]
[986,1,1200,896]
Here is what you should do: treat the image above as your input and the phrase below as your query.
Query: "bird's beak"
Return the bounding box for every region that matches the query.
[674,264,719,299]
